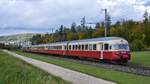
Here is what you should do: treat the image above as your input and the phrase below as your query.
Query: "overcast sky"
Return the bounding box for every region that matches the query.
[0,0,150,36]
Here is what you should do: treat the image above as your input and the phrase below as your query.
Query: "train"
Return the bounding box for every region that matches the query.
[23,37,131,63]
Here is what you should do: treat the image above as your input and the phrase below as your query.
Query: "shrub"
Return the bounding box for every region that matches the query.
[130,39,144,51]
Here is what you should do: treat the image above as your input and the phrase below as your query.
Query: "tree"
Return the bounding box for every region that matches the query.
[78,32,89,39]
[67,32,78,41]
[109,27,119,36]
[130,39,144,51]
[92,28,104,38]
[59,25,64,34]
[59,25,65,41]
[95,22,101,29]
[71,22,77,33]
[143,10,149,24]
[87,26,93,38]
[30,34,43,45]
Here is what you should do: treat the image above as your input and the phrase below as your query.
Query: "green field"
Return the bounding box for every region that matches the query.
[14,51,150,84]
[129,51,150,68]
[0,50,69,84]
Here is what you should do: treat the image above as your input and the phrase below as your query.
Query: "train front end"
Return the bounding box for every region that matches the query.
[109,39,131,63]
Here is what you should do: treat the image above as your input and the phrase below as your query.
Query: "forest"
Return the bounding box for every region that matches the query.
[30,11,150,51]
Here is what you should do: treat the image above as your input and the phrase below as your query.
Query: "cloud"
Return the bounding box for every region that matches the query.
[0,0,101,28]
[96,0,150,21]
[0,0,149,36]
[143,0,150,7]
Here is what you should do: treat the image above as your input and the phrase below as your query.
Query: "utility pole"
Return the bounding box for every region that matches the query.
[51,28,54,42]
[102,8,108,37]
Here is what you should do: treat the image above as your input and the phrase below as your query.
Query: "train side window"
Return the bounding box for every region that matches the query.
[104,44,109,50]
[79,45,81,50]
[89,44,93,50]
[82,45,84,50]
[85,44,88,50]
[73,45,75,50]
[61,46,62,50]
[69,45,71,50]
[65,46,67,50]
[75,45,77,50]
[93,44,97,50]
[53,46,55,50]
[58,46,62,50]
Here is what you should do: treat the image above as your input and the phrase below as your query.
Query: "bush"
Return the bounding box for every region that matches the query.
[130,39,144,51]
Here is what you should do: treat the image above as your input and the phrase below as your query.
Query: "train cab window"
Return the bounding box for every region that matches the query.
[85,44,88,50]
[93,44,97,50]
[109,46,112,50]
[104,44,109,50]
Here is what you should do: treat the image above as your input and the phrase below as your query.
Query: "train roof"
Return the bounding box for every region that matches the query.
[30,37,127,47]
[70,37,124,43]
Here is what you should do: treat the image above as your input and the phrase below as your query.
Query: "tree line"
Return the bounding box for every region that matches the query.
[30,11,150,51]
[0,43,21,50]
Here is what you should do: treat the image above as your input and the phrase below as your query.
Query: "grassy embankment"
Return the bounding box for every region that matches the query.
[129,51,150,68]
[0,50,69,84]
[14,51,150,84]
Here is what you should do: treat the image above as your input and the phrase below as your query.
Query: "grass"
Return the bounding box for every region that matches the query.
[130,51,150,68]
[0,50,69,84]
[14,50,150,84]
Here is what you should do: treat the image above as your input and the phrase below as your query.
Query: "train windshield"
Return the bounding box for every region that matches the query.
[110,44,129,50]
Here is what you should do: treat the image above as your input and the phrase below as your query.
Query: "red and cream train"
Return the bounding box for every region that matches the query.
[23,37,131,63]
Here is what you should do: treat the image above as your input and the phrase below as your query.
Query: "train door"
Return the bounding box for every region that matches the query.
[99,43,103,60]
[64,41,69,56]
[62,45,66,55]
[103,43,109,60]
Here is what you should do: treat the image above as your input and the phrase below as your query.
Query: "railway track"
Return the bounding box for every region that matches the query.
[40,54,150,77]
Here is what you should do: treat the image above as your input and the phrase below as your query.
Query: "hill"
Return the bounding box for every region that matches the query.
[0,33,35,41]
